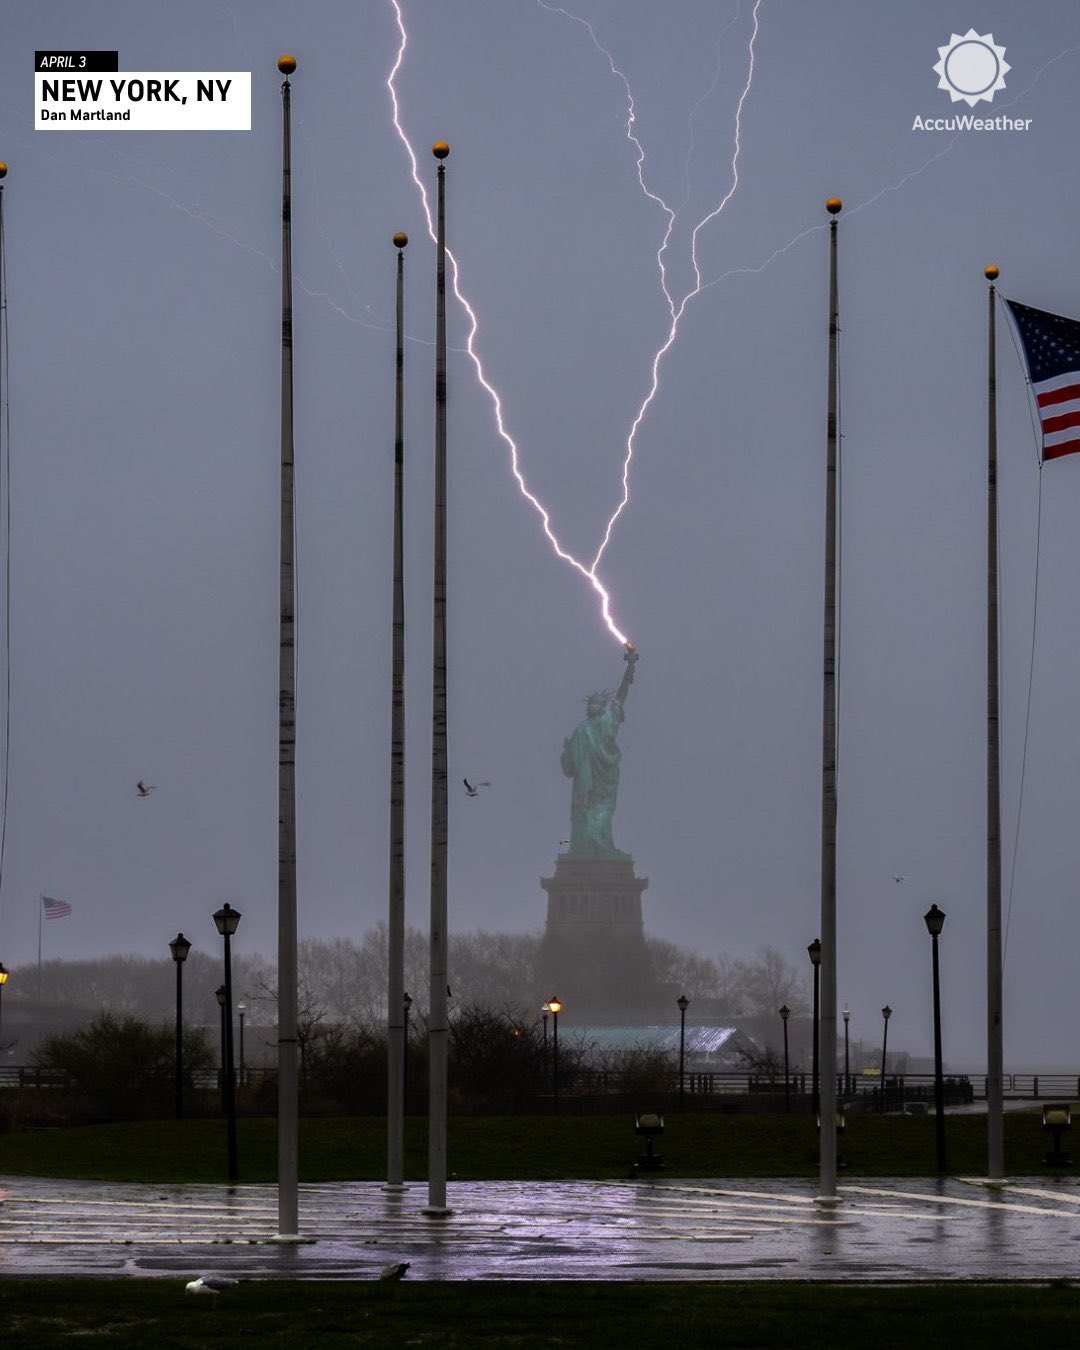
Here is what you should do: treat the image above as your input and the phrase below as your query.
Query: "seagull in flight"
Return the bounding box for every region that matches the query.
[463,778,490,797]
[893,875,905,884]
[136,781,157,797]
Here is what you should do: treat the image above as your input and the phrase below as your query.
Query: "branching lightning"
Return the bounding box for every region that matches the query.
[388,0,630,643]
[578,0,763,571]
[388,0,762,643]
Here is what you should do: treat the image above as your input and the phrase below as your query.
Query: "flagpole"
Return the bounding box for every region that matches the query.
[985,263,1004,1178]
[386,230,409,1191]
[817,197,842,1206]
[275,54,301,1240]
[37,894,42,1000]
[425,141,451,1218]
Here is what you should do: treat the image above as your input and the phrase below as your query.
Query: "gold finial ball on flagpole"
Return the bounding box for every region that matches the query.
[393,231,408,249]
[277,55,297,75]
[0,163,7,179]
[432,142,450,160]
[985,264,1000,281]
[825,197,842,215]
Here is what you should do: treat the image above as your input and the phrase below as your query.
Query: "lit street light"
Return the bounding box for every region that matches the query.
[168,934,191,1120]
[0,962,9,1051]
[548,997,563,1115]
[213,902,242,1184]
[924,903,947,1172]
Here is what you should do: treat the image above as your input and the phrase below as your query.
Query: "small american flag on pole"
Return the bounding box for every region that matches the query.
[42,896,72,920]
[1005,300,1080,461]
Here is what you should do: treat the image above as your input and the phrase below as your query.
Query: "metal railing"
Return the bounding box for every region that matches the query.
[3,1064,1080,1100]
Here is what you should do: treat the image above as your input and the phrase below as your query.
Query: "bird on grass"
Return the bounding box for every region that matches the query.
[136,781,157,797]
[185,1276,240,1295]
[463,778,490,797]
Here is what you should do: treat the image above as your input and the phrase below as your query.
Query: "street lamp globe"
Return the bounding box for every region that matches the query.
[0,962,8,987]
[216,985,227,1007]
[169,933,192,965]
[923,903,946,937]
[779,1004,790,1022]
[547,997,563,1016]
[213,903,242,937]
[677,995,689,1014]
[807,938,822,966]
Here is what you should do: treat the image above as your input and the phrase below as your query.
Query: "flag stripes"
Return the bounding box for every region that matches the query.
[1005,299,1080,460]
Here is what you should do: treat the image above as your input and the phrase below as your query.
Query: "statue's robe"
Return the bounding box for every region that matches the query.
[561,699,626,857]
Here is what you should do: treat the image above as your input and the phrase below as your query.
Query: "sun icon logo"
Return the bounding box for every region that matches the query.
[934,30,1009,106]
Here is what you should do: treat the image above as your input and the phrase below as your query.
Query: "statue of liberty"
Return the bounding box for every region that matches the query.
[560,645,638,858]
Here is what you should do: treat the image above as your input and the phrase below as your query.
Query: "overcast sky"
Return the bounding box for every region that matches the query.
[2,0,1080,1069]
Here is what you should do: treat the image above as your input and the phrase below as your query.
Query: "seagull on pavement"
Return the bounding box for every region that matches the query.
[378,1262,410,1281]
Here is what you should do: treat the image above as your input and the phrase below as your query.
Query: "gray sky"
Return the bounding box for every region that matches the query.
[3,0,1080,1068]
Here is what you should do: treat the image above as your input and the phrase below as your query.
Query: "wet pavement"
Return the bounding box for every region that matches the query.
[4,1175,1080,1281]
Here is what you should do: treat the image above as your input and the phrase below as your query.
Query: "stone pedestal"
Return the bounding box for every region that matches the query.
[537,856,658,1022]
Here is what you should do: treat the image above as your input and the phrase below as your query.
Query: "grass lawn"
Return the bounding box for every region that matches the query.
[3,1279,1080,1347]
[0,1108,1064,1184]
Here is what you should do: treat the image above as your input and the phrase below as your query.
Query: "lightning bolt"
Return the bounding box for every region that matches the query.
[580,0,763,571]
[387,0,761,643]
[387,0,630,644]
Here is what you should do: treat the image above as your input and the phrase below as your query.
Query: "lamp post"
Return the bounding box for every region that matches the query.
[779,1004,791,1113]
[238,1001,247,1090]
[213,902,241,1184]
[402,991,412,1116]
[808,939,821,1118]
[879,1005,892,1115]
[541,1002,550,1058]
[215,984,227,1106]
[168,934,191,1119]
[548,996,562,1115]
[0,962,9,1050]
[924,903,947,1172]
[842,1002,850,1096]
[677,994,689,1111]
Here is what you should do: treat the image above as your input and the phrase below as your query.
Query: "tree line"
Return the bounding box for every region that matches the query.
[7,927,809,1031]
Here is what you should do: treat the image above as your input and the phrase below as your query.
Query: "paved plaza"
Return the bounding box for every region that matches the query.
[3,1175,1080,1281]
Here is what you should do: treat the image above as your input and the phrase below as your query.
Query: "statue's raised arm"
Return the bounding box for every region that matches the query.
[614,643,638,709]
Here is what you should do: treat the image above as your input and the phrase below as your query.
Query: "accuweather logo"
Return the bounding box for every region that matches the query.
[935,30,1008,105]
[913,29,1030,132]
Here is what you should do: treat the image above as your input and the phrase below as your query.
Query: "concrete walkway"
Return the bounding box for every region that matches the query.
[4,1175,1080,1281]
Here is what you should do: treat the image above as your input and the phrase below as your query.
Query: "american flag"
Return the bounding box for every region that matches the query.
[42,896,72,920]
[1005,300,1080,461]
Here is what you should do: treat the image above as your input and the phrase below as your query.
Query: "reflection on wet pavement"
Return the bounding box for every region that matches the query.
[2,1175,1080,1281]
